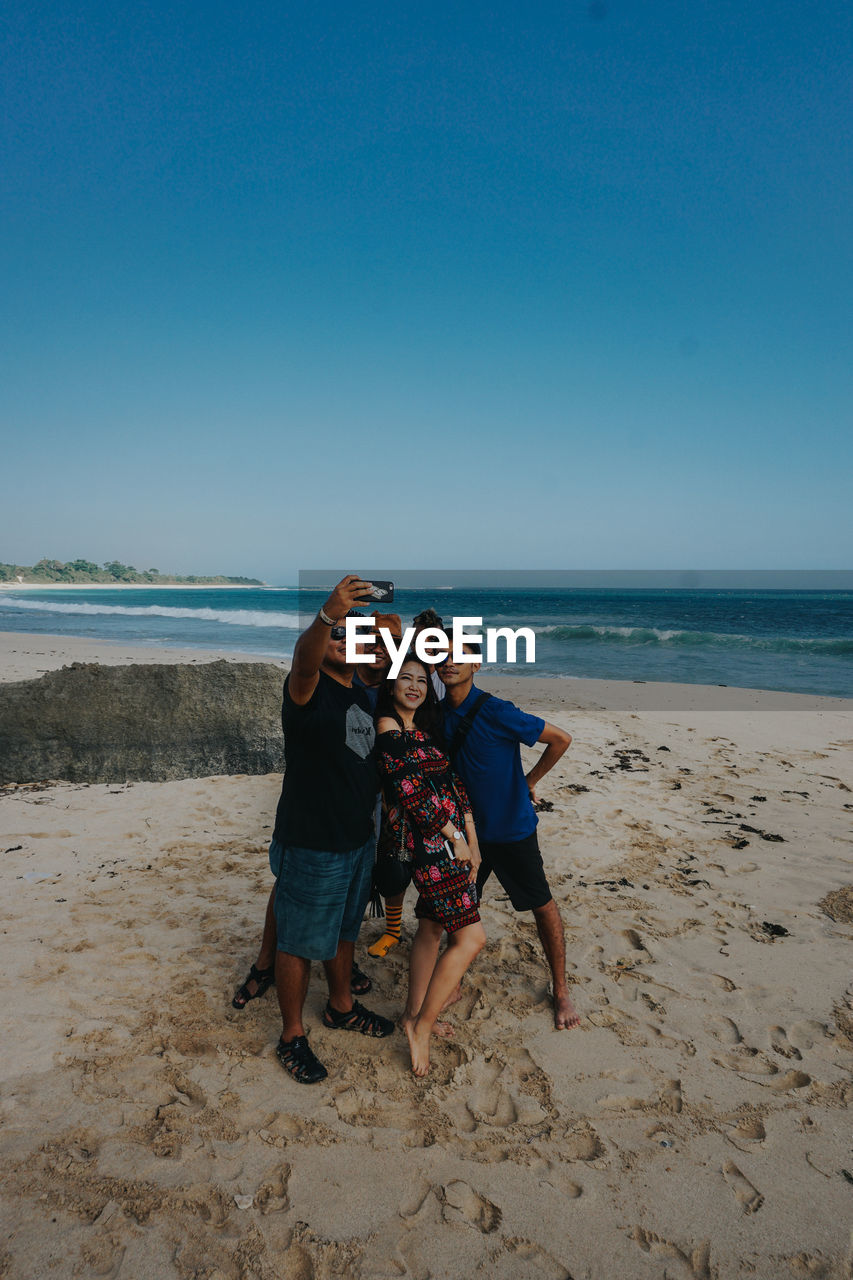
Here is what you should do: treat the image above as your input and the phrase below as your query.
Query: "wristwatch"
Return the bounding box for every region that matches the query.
[451,829,463,842]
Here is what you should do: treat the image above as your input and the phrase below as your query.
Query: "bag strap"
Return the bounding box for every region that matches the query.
[449,691,492,763]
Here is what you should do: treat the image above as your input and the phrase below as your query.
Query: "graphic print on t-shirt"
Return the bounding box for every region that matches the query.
[346,703,375,759]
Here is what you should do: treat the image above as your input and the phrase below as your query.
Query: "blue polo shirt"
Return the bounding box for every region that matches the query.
[443,685,545,843]
[352,670,380,712]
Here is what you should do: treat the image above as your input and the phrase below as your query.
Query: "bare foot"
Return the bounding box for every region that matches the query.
[554,990,581,1030]
[440,983,463,1011]
[404,1018,431,1076]
[400,1015,454,1041]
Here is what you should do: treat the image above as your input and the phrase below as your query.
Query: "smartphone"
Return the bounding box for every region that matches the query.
[358,579,394,604]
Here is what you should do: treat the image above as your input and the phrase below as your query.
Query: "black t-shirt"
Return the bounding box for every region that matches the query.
[273,670,377,852]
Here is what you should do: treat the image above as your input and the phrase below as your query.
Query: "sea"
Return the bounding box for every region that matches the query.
[1,585,852,699]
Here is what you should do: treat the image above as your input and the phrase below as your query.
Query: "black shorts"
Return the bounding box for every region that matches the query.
[476,831,552,912]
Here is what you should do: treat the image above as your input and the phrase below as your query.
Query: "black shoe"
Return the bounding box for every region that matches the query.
[232,963,274,1009]
[351,960,372,994]
[275,1034,328,1084]
[322,999,395,1038]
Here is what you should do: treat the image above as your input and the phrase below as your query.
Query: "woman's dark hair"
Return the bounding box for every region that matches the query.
[375,651,442,738]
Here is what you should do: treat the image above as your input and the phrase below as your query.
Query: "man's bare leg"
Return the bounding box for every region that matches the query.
[246,886,277,987]
[323,938,355,1014]
[275,951,311,1040]
[532,898,580,1029]
[233,888,278,1007]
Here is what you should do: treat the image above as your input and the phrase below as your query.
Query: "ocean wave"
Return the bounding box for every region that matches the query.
[537,624,853,655]
[0,598,302,629]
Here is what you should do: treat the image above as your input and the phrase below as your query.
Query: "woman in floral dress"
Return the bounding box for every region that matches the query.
[375,654,486,1076]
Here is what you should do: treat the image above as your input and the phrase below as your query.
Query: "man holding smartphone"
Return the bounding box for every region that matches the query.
[268,574,395,1083]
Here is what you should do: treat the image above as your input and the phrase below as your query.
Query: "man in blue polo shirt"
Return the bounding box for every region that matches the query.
[439,645,580,1030]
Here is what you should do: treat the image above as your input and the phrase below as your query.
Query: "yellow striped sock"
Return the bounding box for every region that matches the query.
[385,904,403,938]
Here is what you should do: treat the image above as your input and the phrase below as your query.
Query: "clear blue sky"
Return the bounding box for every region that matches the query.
[2,0,851,584]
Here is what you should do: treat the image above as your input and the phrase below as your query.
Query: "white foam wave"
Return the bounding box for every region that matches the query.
[0,598,302,629]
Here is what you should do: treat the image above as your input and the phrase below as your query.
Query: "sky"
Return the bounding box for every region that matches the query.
[2,0,851,584]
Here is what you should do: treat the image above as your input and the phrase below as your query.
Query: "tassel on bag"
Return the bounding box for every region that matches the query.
[368,879,386,918]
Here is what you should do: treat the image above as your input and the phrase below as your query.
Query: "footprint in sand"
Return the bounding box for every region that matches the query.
[398,1176,435,1219]
[621,927,648,952]
[727,1115,766,1142]
[712,1048,778,1076]
[544,1169,583,1199]
[722,1160,764,1213]
[768,1025,802,1060]
[659,1079,683,1113]
[441,1180,502,1232]
[762,1069,811,1092]
[279,1244,315,1280]
[789,1021,827,1051]
[709,1016,741,1045]
[255,1163,291,1214]
[598,1091,649,1112]
[788,1250,839,1277]
[466,1059,518,1127]
[631,1227,712,1279]
[502,1238,573,1279]
[559,1125,605,1163]
[457,1055,547,1129]
[75,1239,126,1279]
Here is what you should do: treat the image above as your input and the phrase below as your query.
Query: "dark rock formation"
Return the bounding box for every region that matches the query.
[0,661,285,784]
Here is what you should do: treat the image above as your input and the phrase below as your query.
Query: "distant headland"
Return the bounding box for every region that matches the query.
[0,559,264,586]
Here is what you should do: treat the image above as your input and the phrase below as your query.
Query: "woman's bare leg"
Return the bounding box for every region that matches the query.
[403,918,443,1020]
[404,922,486,1076]
[400,919,455,1038]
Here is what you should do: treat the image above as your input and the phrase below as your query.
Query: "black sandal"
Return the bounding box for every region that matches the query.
[232,963,274,1009]
[275,1034,328,1084]
[322,999,395,1038]
[351,960,372,995]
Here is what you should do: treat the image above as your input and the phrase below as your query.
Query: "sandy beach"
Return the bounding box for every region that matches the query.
[1,632,851,1279]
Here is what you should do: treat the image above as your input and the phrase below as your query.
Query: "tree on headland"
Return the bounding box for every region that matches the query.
[103,561,138,581]
[0,558,263,585]
[31,559,72,581]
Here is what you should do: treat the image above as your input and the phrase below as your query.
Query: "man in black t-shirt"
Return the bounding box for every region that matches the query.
[268,575,395,1084]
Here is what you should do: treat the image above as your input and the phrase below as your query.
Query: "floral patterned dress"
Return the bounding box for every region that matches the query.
[376,728,481,933]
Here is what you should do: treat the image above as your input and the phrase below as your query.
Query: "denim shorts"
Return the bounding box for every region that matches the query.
[270,836,375,962]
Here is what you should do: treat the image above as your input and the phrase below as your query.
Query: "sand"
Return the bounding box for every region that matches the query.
[1,632,851,1279]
